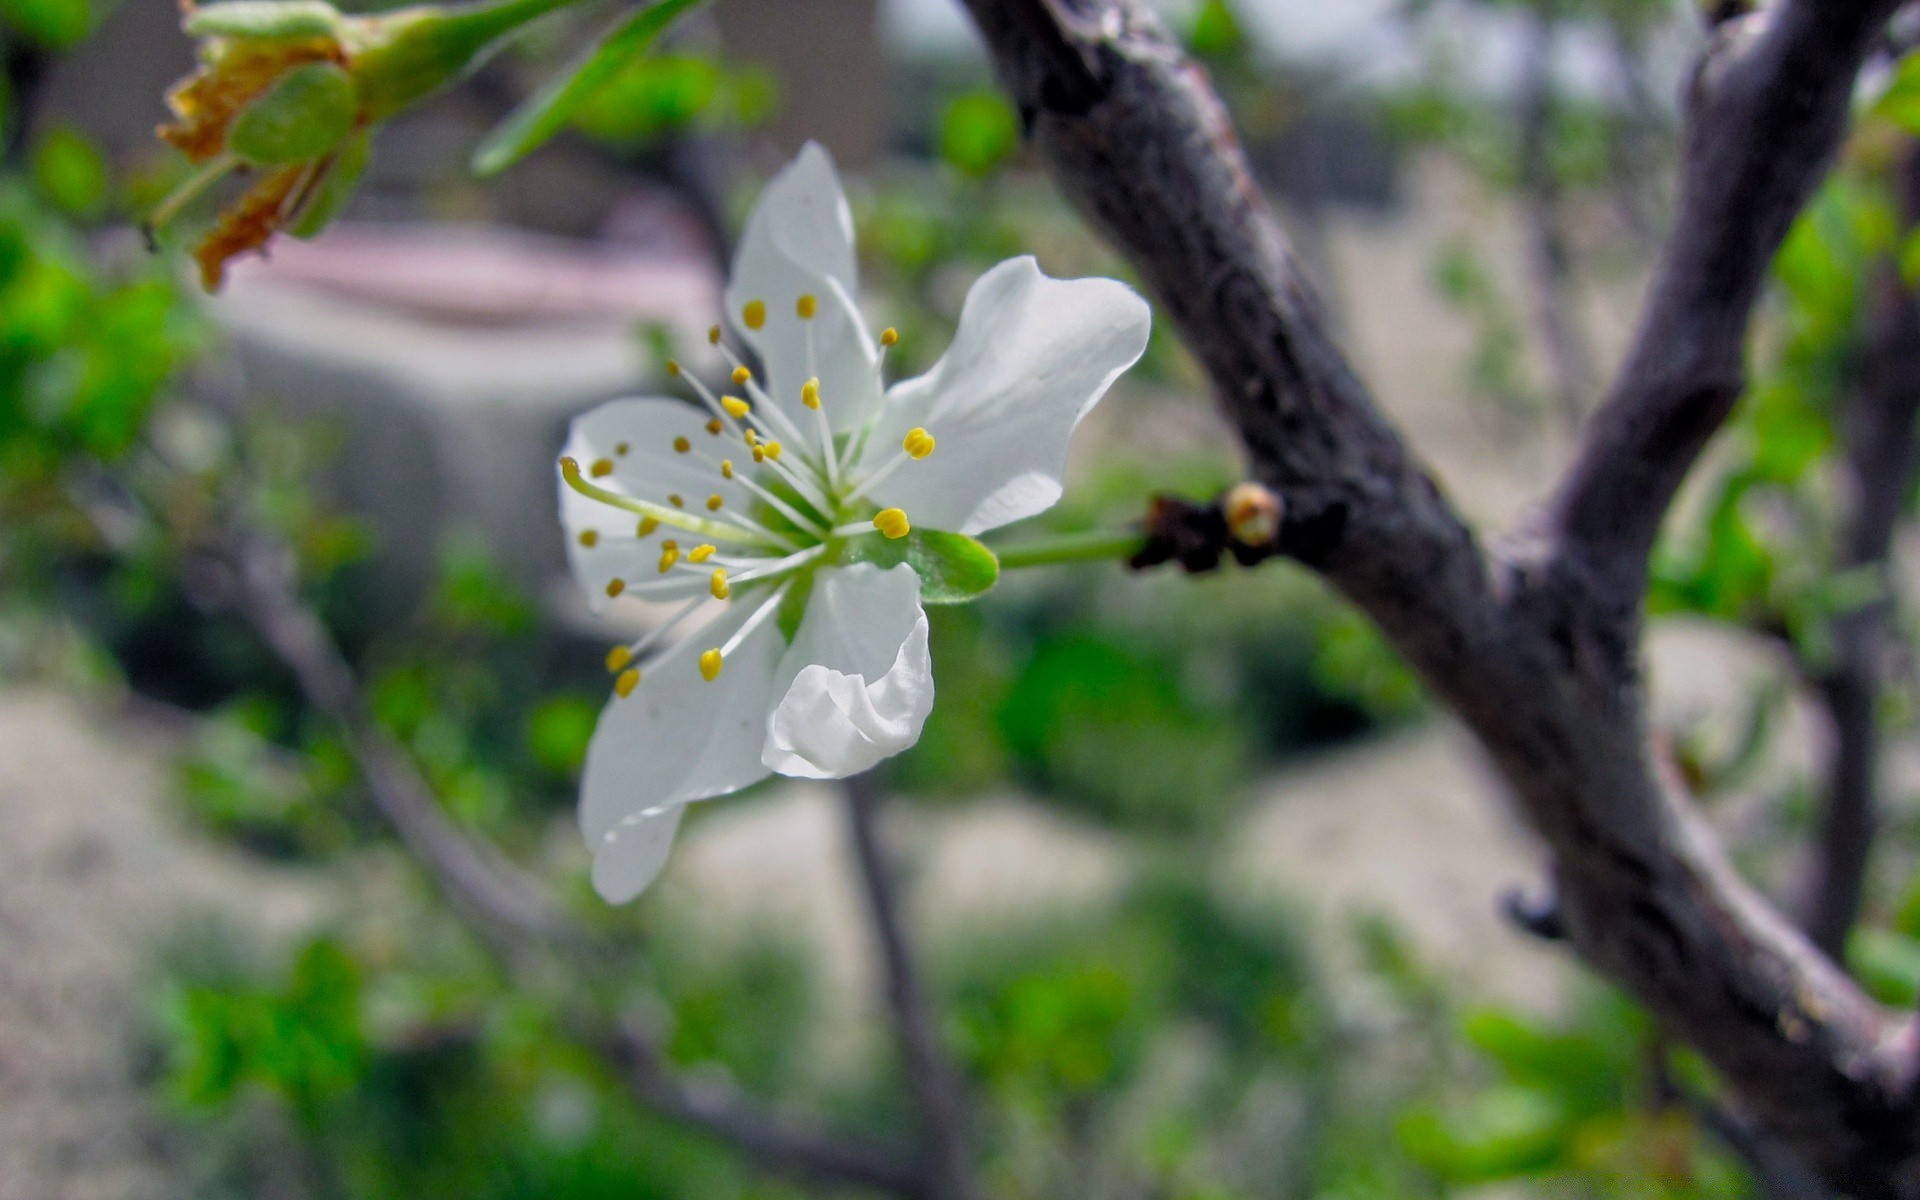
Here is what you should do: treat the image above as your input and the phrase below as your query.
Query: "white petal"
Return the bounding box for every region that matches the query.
[865,256,1151,535]
[591,802,684,904]
[723,143,881,433]
[763,563,933,779]
[559,397,755,612]
[578,598,785,901]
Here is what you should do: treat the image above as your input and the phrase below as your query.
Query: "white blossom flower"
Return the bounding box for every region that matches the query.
[557,143,1151,902]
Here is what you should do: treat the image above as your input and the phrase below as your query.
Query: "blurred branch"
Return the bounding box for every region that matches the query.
[1515,0,1597,427]
[1798,181,1920,958]
[1604,19,1669,249]
[1683,1086,1834,1199]
[957,0,1920,1191]
[844,772,978,1200]
[594,1011,929,1196]
[217,532,580,952]
[173,510,927,1197]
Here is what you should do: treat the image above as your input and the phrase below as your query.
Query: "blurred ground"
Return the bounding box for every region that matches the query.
[0,691,329,1200]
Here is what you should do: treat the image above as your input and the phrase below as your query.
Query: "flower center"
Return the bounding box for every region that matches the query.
[563,292,937,689]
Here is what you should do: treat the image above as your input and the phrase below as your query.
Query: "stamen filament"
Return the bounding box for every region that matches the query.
[736,369,830,488]
[722,583,791,654]
[722,464,832,539]
[560,458,781,548]
[802,324,843,491]
[842,447,914,506]
[698,443,831,520]
[610,594,707,663]
[676,367,752,444]
[729,543,826,584]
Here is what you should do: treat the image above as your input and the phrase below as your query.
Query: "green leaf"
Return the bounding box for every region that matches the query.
[1877,53,1920,135]
[31,126,107,218]
[183,0,342,40]
[1186,0,1245,57]
[0,0,89,48]
[939,88,1020,178]
[470,0,707,177]
[228,62,357,166]
[289,131,370,238]
[845,529,999,605]
[1850,927,1920,1007]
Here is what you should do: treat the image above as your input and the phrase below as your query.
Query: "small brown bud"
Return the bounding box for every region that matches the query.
[1222,482,1283,548]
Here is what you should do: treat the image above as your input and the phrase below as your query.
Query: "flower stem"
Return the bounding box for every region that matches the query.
[989,528,1144,570]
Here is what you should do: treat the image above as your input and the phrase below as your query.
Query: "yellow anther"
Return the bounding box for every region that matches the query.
[710,568,730,600]
[658,546,680,572]
[744,428,761,446]
[903,428,936,460]
[669,494,685,508]
[802,377,821,410]
[637,516,660,537]
[752,447,766,463]
[707,493,724,511]
[722,395,752,419]
[606,578,626,598]
[873,508,911,539]
[590,458,614,478]
[732,365,752,386]
[706,418,724,436]
[742,300,766,330]
[660,539,679,552]
[578,530,599,548]
[880,327,899,347]
[607,645,633,672]
[721,459,734,479]
[699,649,723,681]
[688,544,717,563]
[666,359,681,376]
[616,442,630,457]
[763,442,783,461]
[614,667,641,698]
[673,436,691,454]
[796,293,817,319]
[708,325,722,345]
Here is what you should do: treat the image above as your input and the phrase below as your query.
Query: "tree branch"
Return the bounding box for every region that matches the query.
[844,772,978,1200]
[1549,0,1902,613]
[959,0,1920,1191]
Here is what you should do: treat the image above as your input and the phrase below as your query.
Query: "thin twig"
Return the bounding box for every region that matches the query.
[844,772,978,1200]
[1515,0,1598,428]
[1798,193,1920,957]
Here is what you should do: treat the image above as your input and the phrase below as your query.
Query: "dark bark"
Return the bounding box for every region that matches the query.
[956,0,1920,1192]
[844,773,979,1200]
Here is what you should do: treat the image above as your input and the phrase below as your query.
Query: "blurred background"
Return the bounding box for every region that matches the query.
[9,0,1915,1196]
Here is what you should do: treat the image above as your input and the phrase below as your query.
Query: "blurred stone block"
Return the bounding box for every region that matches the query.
[210,222,720,621]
